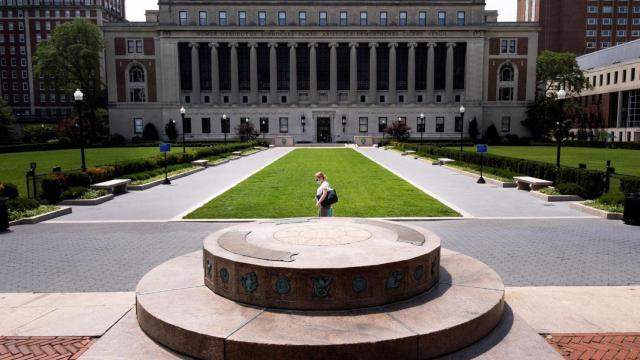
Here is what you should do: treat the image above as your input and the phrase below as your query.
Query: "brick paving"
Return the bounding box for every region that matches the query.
[546,333,640,360]
[0,336,95,360]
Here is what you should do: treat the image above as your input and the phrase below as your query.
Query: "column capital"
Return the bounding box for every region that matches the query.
[268,42,278,48]
[328,42,339,48]
[446,42,457,48]
[287,42,298,48]
[427,42,437,48]
[248,42,259,48]
[368,42,379,48]
[208,42,219,49]
[189,42,199,48]
[308,42,318,48]
[388,42,398,48]
[408,42,418,48]
[349,42,359,48]
[228,42,239,48]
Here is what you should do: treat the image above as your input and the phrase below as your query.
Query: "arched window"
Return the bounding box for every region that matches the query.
[500,64,514,82]
[128,64,147,102]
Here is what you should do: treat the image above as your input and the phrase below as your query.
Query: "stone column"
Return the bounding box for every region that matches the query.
[269,42,278,104]
[616,90,624,128]
[446,42,456,103]
[388,42,398,105]
[209,42,220,105]
[229,42,239,104]
[329,42,338,104]
[288,42,298,104]
[368,42,378,104]
[426,42,435,104]
[309,43,318,104]
[249,42,258,105]
[407,42,417,104]
[189,42,200,104]
[349,42,358,104]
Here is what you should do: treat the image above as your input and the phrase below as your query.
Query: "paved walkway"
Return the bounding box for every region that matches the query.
[48,148,292,222]
[358,148,592,218]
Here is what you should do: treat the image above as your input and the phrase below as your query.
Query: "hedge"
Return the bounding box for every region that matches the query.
[564,141,640,150]
[620,176,640,195]
[394,142,607,199]
[0,140,248,154]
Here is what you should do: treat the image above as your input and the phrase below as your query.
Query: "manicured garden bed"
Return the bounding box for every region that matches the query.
[186,149,459,219]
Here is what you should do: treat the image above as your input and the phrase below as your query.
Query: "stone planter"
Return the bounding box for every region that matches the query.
[530,191,583,202]
[570,202,623,220]
[60,194,114,206]
[9,206,72,226]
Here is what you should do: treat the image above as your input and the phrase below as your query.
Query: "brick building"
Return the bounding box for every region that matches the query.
[0,0,125,124]
[104,0,539,142]
[518,0,640,55]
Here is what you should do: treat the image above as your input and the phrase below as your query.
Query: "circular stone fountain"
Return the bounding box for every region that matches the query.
[136,218,505,359]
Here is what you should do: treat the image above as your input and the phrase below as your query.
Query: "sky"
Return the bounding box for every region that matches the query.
[125,1,517,22]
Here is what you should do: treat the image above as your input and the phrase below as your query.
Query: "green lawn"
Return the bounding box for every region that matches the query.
[186,149,459,219]
[0,147,200,196]
[457,146,640,177]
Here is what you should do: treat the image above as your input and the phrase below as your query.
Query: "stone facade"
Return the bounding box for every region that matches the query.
[104,0,539,143]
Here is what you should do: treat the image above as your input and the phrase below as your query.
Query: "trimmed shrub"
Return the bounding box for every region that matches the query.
[598,190,625,205]
[6,198,40,212]
[87,166,115,184]
[557,168,605,199]
[142,123,159,141]
[65,172,91,188]
[620,176,640,195]
[41,174,66,203]
[556,183,585,197]
[483,124,500,145]
[60,187,89,200]
[0,182,19,199]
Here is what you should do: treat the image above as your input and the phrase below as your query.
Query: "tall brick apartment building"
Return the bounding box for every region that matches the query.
[518,0,640,55]
[0,0,125,124]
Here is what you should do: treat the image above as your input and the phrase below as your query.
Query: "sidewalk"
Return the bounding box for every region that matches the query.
[358,148,594,219]
[47,148,292,222]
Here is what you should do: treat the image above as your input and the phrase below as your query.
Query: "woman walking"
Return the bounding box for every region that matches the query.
[315,172,334,217]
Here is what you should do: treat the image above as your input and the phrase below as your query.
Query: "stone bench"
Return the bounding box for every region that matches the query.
[232,151,242,156]
[402,150,416,156]
[191,159,209,167]
[433,158,455,166]
[513,176,553,191]
[90,179,131,194]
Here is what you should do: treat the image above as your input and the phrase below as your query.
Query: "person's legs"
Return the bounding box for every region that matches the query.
[319,207,328,217]
[327,207,333,217]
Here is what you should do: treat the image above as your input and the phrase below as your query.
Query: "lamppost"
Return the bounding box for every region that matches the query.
[301,115,306,133]
[342,116,347,133]
[74,89,86,172]
[222,114,228,143]
[459,105,466,152]
[261,118,267,139]
[556,88,567,169]
[381,118,387,141]
[418,113,426,143]
[180,106,186,153]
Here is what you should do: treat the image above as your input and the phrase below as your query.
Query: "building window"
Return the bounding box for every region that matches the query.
[238,11,247,25]
[359,117,368,132]
[457,11,465,25]
[360,11,368,25]
[133,118,144,134]
[299,11,307,25]
[399,11,407,25]
[218,11,227,25]
[278,11,286,25]
[379,11,387,25]
[258,11,266,26]
[179,11,188,25]
[436,117,445,132]
[501,116,511,132]
[128,64,146,103]
[437,11,446,25]
[319,11,327,25]
[500,39,517,54]
[202,117,211,133]
[419,11,427,26]
[340,11,348,25]
[199,11,207,26]
[499,87,514,101]
[500,64,514,82]
[279,117,288,133]
[184,118,192,134]
[260,117,269,133]
[498,63,515,101]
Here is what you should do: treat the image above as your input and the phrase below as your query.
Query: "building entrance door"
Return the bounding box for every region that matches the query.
[317,117,332,143]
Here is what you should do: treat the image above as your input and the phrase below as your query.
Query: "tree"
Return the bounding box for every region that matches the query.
[483,124,500,145]
[0,98,15,144]
[235,121,259,141]
[165,120,178,141]
[468,117,479,143]
[522,51,590,139]
[33,19,104,141]
[385,121,412,141]
[142,123,159,141]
